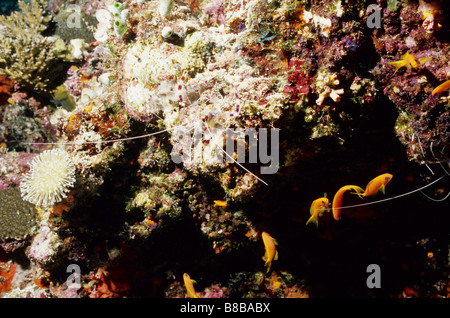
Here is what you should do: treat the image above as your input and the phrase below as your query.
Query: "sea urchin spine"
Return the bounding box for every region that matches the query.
[20,149,76,207]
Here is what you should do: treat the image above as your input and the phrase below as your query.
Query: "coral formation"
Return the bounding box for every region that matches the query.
[0,0,448,300]
[0,0,63,93]
[27,225,63,267]
[0,188,38,240]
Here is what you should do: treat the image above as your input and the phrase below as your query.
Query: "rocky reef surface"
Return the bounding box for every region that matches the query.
[0,0,448,298]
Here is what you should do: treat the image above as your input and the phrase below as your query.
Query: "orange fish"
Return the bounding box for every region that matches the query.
[388,51,430,75]
[261,232,278,274]
[332,185,364,221]
[432,79,450,95]
[306,196,329,227]
[359,173,393,198]
[183,273,199,298]
[213,200,228,208]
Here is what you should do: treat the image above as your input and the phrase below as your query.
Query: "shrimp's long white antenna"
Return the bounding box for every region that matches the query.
[20,124,192,146]
[204,124,268,186]
[415,133,435,175]
[418,189,450,202]
[337,174,446,210]
[430,142,450,177]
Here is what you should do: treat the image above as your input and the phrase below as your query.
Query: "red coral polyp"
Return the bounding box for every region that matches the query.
[284,59,310,101]
[0,76,15,105]
[0,262,16,293]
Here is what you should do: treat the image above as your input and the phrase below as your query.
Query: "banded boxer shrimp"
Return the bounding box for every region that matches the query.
[13,79,270,188]
[325,133,449,221]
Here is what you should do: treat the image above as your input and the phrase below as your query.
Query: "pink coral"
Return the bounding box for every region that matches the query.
[0,152,36,190]
[204,0,225,25]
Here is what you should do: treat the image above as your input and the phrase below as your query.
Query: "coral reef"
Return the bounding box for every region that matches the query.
[0,0,83,94]
[0,0,448,299]
[370,1,450,163]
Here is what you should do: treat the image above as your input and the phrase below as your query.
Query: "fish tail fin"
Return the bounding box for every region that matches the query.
[350,186,365,198]
[432,80,450,95]
[265,261,272,274]
[306,215,319,227]
[388,61,405,75]
[419,57,430,65]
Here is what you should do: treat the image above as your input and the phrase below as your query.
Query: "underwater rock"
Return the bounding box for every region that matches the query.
[0,188,38,252]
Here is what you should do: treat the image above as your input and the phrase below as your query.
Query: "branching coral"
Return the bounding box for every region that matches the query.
[0,0,68,93]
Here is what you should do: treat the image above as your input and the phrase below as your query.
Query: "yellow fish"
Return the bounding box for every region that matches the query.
[51,84,76,111]
[306,196,330,227]
[183,273,199,298]
[331,185,364,221]
[388,51,430,75]
[261,232,278,274]
[359,173,393,198]
[213,200,228,208]
[422,11,434,20]
[432,79,450,95]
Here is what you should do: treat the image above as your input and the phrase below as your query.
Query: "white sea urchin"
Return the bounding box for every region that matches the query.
[20,149,76,207]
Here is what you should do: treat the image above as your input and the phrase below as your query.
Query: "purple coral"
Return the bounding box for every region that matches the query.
[0,152,36,190]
